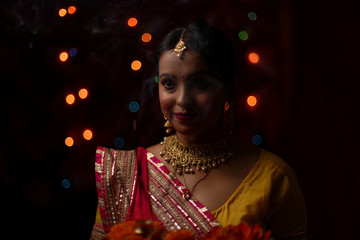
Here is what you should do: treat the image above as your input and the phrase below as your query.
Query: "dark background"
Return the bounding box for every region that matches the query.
[1,0,359,239]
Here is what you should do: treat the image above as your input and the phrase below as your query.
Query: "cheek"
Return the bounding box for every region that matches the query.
[197,93,226,114]
[159,92,173,114]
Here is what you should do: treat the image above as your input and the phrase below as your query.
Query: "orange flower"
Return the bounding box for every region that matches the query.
[107,221,143,240]
[107,220,165,240]
[163,229,196,240]
[201,223,271,240]
[107,221,271,240]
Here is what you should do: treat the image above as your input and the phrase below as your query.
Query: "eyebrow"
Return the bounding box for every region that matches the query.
[159,73,176,79]
[159,70,220,80]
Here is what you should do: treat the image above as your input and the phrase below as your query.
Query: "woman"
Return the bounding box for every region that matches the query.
[91,22,307,240]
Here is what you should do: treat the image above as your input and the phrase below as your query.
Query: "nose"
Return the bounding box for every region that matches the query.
[176,84,193,109]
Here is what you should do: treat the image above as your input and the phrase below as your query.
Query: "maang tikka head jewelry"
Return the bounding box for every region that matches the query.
[173,28,187,58]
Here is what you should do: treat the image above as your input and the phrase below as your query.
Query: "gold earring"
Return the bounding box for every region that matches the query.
[164,116,173,135]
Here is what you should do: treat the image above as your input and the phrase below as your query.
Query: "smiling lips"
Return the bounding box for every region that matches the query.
[173,112,194,121]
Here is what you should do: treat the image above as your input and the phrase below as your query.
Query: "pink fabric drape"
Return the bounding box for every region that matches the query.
[126,147,159,222]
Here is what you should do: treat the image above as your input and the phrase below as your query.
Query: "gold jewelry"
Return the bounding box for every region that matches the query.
[173,28,187,58]
[163,116,172,135]
[160,134,234,175]
[182,171,210,201]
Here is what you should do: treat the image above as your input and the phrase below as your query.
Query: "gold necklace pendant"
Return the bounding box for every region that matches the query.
[160,135,234,175]
[182,192,191,201]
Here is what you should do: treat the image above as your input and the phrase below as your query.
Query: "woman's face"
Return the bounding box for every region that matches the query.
[158,50,228,143]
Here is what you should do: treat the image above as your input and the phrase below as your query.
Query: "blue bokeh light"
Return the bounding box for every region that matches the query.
[129,101,139,112]
[252,134,262,146]
[114,137,125,148]
[248,11,258,21]
[61,179,71,189]
[69,48,78,57]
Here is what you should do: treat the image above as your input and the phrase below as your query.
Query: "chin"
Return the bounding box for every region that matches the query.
[173,127,195,136]
[173,126,211,139]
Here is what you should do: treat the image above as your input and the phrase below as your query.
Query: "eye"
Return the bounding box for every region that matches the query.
[161,79,176,90]
[195,79,210,89]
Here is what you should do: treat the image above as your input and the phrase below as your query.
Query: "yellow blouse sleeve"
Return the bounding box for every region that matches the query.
[211,149,307,239]
[90,205,107,239]
[265,158,307,238]
[95,205,103,226]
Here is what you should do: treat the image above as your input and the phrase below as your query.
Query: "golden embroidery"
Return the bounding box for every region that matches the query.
[146,154,220,237]
[95,148,137,231]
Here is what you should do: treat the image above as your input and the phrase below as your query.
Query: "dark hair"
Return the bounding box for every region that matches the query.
[154,22,236,88]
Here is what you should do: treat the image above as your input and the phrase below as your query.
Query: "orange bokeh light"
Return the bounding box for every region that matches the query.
[127,17,138,27]
[59,8,67,17]
[224,101,230,111]
[66,94,75,105]
[141,33,152,42]
[131,60,142,71]
[248,52,260,64]
[68,6,77,14]
[83,129,93,140]
[247,95,257,107]
[65,137,74,147]
[59,52,69,62]
[78,88,88,99]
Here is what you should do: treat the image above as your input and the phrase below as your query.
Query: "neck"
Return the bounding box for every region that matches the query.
[175,128,226,146]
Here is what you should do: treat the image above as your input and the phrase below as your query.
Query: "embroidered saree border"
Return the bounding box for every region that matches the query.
[145,150,220,238]
[92,146,219,239]
[90,223,106,240]
[94,146,137,233]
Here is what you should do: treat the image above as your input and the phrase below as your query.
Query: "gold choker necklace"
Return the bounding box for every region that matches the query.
[160,135,234,175]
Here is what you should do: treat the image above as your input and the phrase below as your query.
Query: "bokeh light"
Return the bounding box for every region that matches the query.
[114,137,125,148]
[248,11,258,21]
[83,129,93,140]
[224,101,230,111]
[65,137,74,147]
[155,76,159,83]
[59,8,67,17]
[247,95,257,107]
[65,94,75,105]
[59,52,69,62]
[248,52,260,64]
[252,135,262,146]
[129,101,140,112]
[127,17,138,27]
[131,60,142,71]
[61,179,71,189]
[69,48,77,57]
[78,88,88,99]
[238,31,249,40]
[141,33,152,42]
[68,6,77,14]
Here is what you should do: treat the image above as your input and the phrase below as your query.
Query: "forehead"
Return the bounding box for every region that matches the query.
[159,50,211,76]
